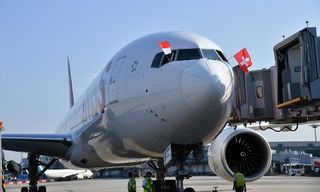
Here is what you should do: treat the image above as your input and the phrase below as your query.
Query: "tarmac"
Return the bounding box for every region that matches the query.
[5,176,320,192]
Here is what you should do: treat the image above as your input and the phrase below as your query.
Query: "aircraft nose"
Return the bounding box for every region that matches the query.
[181,61,234,111]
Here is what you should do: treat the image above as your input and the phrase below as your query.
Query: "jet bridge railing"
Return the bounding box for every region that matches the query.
[228,27,320,128]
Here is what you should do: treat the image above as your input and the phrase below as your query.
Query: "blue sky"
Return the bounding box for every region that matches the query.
[1,0,320,161]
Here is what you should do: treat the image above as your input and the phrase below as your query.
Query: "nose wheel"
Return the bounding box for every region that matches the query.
[148,143,203,192]
[21,153,57,192]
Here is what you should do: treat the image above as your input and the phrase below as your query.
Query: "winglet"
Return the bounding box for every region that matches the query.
[67,56,75,108]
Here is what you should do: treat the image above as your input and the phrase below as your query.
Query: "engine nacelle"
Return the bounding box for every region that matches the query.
[208,128,271,181]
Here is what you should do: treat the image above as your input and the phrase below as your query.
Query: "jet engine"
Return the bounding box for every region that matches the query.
[208,128,271,181]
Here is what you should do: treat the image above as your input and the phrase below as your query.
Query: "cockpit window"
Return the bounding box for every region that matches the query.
[152,48,228,69]
[216,50,228,62]
[151,51,177,68]
[176,49,202,61]
[202,49,222,61]
[151,52,163,68]
[161,50,176,66]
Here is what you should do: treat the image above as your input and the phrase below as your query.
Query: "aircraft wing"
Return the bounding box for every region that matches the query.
[61,170,86,179]
[2,134,72,159]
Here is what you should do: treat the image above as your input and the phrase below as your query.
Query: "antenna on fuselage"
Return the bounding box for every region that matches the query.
[67,56,75,108]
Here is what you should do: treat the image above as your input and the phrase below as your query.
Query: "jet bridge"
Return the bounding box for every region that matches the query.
[229,27,320,127]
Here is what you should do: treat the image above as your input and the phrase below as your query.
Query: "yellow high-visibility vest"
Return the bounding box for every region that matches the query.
[235,172,245,188]
[2,175,6,192]
[128,178,136,192]
[143,178,153,192]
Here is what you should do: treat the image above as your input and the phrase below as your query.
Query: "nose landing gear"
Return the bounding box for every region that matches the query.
[149,143,203,192]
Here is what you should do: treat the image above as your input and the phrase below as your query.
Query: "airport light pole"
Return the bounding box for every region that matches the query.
[0,121,4,190]
[310,124,319,142]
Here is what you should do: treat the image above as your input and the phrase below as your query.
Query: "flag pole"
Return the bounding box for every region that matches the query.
[227,55,235,62]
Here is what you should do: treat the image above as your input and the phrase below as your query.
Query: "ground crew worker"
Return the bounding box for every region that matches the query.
[233,169,246,192]
[127,172,136,192]
[2,174,6,192]
[142,171,153,192]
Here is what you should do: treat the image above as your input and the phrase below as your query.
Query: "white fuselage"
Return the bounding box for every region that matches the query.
[44,169,93,180]
[56,32,234,168]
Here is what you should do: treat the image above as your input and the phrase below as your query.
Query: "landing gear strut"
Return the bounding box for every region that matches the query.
[172,143,202,192]
[21,153,57,192]
[148,159,169,191]
[148,143,203,192]
[148,159,176,192]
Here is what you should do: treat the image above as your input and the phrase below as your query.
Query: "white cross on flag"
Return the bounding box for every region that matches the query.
[159,41,172,55]
[234,48,252,74]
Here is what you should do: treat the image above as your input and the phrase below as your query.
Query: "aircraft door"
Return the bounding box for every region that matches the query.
[108,56,126,103]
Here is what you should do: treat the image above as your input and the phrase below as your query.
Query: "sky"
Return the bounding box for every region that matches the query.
[0,0,320,161]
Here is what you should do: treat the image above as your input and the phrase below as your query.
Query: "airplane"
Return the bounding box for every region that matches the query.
[38,166,93,181]
[2,31,272,192]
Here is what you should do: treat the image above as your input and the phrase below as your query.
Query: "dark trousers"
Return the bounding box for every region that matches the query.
[235,187,244,192]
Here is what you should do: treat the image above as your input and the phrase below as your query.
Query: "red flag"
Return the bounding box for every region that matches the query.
[234,48,252,74]
[159,41,171,55]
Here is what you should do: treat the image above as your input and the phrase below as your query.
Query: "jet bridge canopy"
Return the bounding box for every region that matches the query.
[275,27,320,106]
[229,27,320,126]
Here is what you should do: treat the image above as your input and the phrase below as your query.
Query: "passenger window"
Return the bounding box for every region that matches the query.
[216,50,228,62]
[151,52,163,68]
[202,49,221,61]
[177,49,202,61]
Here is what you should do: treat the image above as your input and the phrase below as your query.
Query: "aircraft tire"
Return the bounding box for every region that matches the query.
[38,186,46,192]
[21,187,28,192]
[183,187,195,192]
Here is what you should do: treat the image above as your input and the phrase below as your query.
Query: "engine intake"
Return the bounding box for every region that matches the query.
[208,128,271,181]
